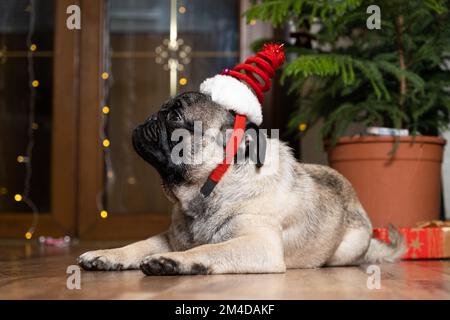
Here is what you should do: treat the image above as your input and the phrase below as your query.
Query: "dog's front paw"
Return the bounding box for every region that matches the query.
[140,254,210,276]
[77,250,134,271]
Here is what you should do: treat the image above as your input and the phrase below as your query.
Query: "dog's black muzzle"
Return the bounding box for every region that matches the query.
[132,113,163,159]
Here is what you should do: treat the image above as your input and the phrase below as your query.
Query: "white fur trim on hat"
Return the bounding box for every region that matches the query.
[200,74,262,125]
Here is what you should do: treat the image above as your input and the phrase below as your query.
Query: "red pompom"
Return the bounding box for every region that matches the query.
[222,42,285,104]
[258,43,286,70]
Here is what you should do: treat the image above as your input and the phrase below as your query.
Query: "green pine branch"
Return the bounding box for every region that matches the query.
[246,0,450,143]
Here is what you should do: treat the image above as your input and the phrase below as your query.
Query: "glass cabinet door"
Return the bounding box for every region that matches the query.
[0,0,78,239]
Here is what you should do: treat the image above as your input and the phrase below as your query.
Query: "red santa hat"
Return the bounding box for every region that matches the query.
[200,43,285,125]
[199,43,285,197]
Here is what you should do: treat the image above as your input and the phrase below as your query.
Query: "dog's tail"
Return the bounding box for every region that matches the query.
[362,224,406,264]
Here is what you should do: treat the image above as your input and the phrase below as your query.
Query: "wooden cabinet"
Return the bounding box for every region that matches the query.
[0,0,241,240]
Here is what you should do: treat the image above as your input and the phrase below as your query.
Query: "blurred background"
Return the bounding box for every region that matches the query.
[0,0,293,240]
[0,0,449,241]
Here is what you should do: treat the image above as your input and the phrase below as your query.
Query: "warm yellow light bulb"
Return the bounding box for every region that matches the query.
[102,106,110,114]
[298,123,307,132]
[102,139,110,147]
[25,232,32,240]
[30,44,37,52]
[100,210,108,218]
[32,80,39,87]
[17,155,25,163]
[14,194,23,202]
[179,77,187,86]
[101,72,109,80]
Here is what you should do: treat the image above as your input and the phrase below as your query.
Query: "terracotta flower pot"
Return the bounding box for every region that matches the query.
[328,136,446,228]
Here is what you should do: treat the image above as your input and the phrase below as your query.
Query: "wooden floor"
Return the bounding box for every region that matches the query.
[0,241,449,299]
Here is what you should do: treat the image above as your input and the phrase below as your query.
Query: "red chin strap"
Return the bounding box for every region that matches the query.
[200,114,246,197]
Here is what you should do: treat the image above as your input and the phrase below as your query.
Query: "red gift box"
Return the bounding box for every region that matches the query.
[373,221,450,259]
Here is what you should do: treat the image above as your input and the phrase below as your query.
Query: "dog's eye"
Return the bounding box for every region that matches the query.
[167,110,182,122]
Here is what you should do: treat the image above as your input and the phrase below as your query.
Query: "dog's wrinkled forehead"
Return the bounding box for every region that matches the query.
[163,92,228,128]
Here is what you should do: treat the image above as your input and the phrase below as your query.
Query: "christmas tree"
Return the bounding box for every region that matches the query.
[246,0,450,144]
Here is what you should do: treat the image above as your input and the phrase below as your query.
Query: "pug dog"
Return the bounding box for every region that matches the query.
[78,91,404,275]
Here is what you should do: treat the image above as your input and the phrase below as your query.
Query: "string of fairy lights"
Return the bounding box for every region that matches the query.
[22,0,40,239]
[120,13,138,212]
[98,0,113,220]
[10,0,40,240]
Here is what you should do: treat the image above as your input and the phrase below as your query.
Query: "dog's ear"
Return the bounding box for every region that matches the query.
[245,122,266,168]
